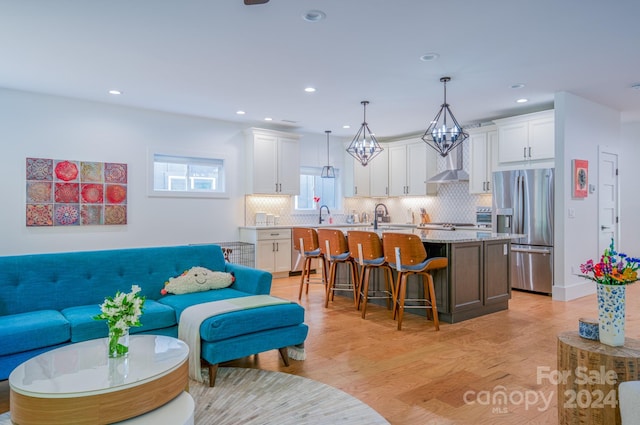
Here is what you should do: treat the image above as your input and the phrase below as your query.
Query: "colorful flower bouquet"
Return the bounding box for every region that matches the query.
[578,239,639,346]
[94,285,145,357]
[579,239,640,286]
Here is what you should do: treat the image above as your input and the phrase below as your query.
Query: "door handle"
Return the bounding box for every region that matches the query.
[512,247,552,255]
[523,147,527,159]
[601,225,611,230]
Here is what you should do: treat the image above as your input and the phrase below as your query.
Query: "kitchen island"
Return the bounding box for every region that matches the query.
[334,226,519,323]
[241,223,520,323]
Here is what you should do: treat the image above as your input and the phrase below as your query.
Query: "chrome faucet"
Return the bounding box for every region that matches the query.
[319,205,330,224]
[373,203,388,230]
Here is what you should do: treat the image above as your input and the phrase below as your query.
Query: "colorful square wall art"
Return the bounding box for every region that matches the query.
[26,157,127,226]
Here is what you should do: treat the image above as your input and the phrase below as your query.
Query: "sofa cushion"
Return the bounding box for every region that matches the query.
[0,310,70,356]
[61,300,177,342]
[158,287,251,319]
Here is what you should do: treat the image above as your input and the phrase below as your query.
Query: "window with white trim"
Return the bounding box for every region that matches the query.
[295,166,340,210]
[150,153,227,198]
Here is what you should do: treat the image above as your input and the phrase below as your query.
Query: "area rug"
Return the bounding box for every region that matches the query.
[0,367,389,424]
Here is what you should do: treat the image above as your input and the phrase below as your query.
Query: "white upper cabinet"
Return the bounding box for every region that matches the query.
[352,157,371,197]
[494,110,554,165]
[468,125,497,194]
[344,143,388,197]
[369,147,389,197]
[388,139,437,196]
[245,128,301,195]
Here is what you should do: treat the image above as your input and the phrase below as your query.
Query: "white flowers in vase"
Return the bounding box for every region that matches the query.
[94,285,145,357]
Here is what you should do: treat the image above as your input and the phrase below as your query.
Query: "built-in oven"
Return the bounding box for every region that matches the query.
[476,206,493,229]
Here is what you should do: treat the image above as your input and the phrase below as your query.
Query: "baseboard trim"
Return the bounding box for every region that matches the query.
[552,280,595,301]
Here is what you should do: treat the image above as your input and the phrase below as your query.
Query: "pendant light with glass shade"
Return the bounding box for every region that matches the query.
[346,101,383,166]
[421,77,468,157]
[321,130,335,178]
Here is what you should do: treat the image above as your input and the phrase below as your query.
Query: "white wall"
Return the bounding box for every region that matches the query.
[0,88,250,255]
[620,122,640,254]
[553,92,621,301]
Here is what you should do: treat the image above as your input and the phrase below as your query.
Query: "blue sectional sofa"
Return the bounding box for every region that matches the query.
[0,244,308,384]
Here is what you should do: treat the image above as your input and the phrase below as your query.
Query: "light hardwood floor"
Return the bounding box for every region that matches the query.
[2,277,638,424]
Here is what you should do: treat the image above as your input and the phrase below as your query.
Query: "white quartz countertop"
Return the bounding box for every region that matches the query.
[335,227,523,243]
[240,224,523,243]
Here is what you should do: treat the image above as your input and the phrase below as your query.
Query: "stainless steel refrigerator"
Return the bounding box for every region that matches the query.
[492,168,554,294]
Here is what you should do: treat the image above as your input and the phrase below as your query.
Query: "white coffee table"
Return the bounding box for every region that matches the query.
[9,335,192,425]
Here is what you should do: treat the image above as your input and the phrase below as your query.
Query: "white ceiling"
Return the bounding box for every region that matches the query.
[2,0,640,139]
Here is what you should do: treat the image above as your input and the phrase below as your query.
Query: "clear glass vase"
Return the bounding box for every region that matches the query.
[108,327,130,358]
[597,283,626,347]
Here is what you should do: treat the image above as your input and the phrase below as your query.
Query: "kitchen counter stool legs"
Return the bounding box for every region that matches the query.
[347,230,395,319]
[382,232,447,331]
[292,228,327,300]
[318,229,359,308]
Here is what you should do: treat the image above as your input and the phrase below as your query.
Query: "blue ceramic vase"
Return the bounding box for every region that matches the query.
[597,283,626,346]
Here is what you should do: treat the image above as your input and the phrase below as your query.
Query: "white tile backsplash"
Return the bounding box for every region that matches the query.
[245,142,492,227]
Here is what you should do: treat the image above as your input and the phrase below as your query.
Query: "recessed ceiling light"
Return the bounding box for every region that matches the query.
[419,53,440,62]
[236,110,246,115]
[264,117,273,121]
[304,87,316,93]
[510,83,526,89]
[516,98,529,103]
[343,125,351,129]
[303,10,326,22]
[631,83,640,90]
[108,90,122,95]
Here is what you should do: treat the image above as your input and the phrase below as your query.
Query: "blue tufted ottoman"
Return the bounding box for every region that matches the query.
[159,293,308,386]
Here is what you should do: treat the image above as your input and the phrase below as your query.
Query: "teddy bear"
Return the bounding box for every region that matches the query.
[160,266,235,295]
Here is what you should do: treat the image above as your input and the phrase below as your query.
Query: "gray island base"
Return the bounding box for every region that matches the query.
[332,227,517,324]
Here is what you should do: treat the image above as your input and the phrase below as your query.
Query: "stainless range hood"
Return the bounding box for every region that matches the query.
[427,145,468,183]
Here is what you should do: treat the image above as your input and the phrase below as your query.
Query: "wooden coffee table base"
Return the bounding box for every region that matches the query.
[10,353,188,425]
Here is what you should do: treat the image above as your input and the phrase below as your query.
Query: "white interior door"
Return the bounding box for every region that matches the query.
[598,148,619,253]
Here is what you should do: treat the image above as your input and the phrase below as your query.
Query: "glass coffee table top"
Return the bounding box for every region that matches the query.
[9,335,188,396]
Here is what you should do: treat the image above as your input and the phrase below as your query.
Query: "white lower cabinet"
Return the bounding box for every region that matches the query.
[240,228,291,277]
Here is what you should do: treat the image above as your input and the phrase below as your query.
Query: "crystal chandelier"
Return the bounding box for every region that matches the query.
[321,130,335,178]
[346,101,383,166]
[421,77,468,157]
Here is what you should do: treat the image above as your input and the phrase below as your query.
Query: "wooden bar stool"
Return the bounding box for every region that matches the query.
[292,227,327,300]
[382,232,447,331]
[347,230,395,319]
[317,228,359,308]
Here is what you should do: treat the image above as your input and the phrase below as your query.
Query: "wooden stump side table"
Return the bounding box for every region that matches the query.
[557,331,640,425]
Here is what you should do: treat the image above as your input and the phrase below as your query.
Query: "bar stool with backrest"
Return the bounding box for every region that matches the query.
[292,227,327,300]
[347,230,395,319]
[382,232,447,331]
[317,228,359,308]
